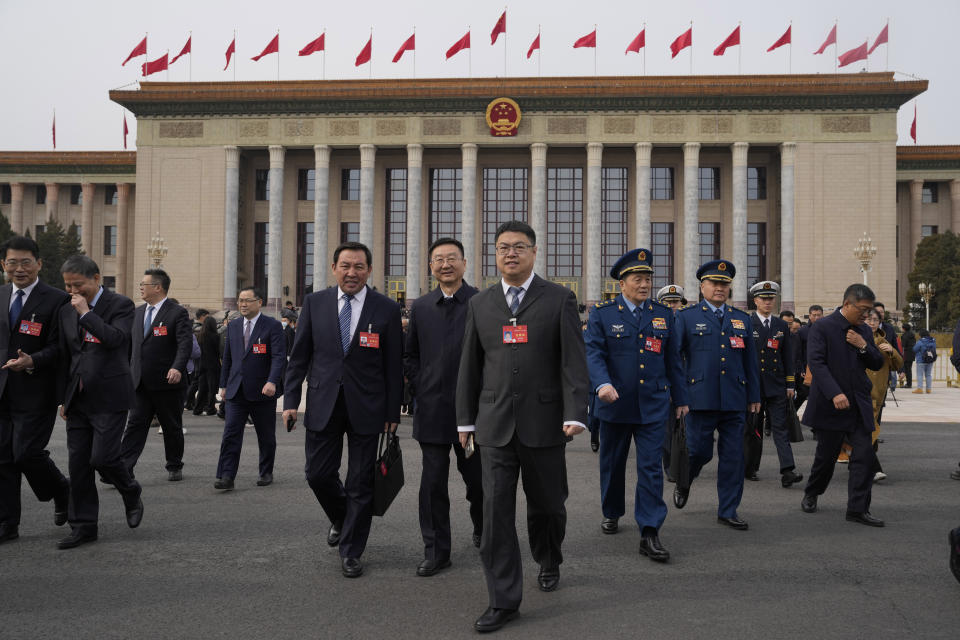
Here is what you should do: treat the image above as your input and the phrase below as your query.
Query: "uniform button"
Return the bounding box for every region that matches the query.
[721,332,725,336]
[761,368,765,372]
[513,392,519,398]
[639,349,644,353]
[721,371,726,375]
[513,368,519,374]
[640,364,645,369]
[721,345,726,349]
[640,379,644,384]
[639,334,644,338]
[721,357,726,362]
[690,378,695,382]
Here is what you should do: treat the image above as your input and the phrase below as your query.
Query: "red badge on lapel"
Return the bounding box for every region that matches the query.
[359,332,380,348]
[19,320,42,336]
[252,343,266,354]
[502,325,528,344]
[153,326,168,337]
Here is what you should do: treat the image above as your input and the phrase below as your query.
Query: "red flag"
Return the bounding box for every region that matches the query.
[838,40,868,67]
[491,11,506,45]
[224,38,236,70]
[170,36,191,65]
[868,23,888,55]
[527,33,540,59]
[141,53,169,77]
[767,25,791,52]
[252,34,279,62]
[123,114,129,150]
[910,104,917,143]
[625,30,645,54]
[355,36,372,66]
[713,25,740,56]
[814,24,836,54]
[670,27,692,58]
[122,36,147,66]
[299,33,325,56]
[392,33,415,63]
[446,31,471,59]
[573,29,596,49]
[52,114,56,150]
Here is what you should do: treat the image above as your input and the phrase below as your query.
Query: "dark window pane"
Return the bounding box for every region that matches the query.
[103,225,117,256]
[547,167,582,278]
[747,167,767,200]
[296,222,315,304]
[430,168,462,250]
[340,222,359,243]
[482,168,528,277]
[341,169,361,201]
[747,222,767,288]
[36,185,46,205]
[385,169,408,277]
[651,167,674,200]
[698,222,720,265]
[253,222,269,294]
[922,182,938,203]
[650,222,674,290]
[298,168,316,201]
[255,170,270,201]
[699,167,720,200]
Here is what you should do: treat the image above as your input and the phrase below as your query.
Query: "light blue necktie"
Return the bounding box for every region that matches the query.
[9,289,24,331]
[339,294,353,353]
[508,286,523,315]
[143,305,155,338]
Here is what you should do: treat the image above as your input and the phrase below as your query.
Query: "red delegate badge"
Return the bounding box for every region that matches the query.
[729,336,745,349]
[644,336,662,353]
[251,343,267,354]
[766,338,780,350]
[19,320,42,336]
[359,332,380,348]
[83,331,101,344]
[153,326,168,337]
[502,325,528,344]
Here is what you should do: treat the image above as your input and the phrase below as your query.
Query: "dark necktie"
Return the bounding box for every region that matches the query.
[9,289,24,331]
[144,305,155,338]
[764,318,770,331]
[632,306,640,322]
[715,308,723,323]
[339,294,353,353]
[508,286,523,315]
[243,319,252,351]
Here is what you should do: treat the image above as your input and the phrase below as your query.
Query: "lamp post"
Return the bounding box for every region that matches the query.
[147,233,168,269]
[852,232,877,286]
[918,282,935,331]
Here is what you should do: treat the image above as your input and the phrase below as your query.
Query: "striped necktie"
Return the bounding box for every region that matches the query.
[339,294,353,353]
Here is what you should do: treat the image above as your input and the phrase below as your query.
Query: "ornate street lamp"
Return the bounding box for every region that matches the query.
[852,233,877,286]
[147,233,168,268]
[918,282,935,331]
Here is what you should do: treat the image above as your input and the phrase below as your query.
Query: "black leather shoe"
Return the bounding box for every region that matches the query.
[57,528,97,550]
[745,471,759,481]
[256,473,273,486]
[54,482,69,526]
[327,519,343,547]
[0,522,19,544]
[781,469,803,488]
[537,565,559,592]
[474,607,518,633]
[168,469,183,482]
[949,528,960,584]
[214,477,234,491]
[473,531,482,548]
[341,557,363,578]
[416,557,452,577]
[126,497,144,529]
[717,516,749,530]
[600,517,619,534]
[638,535,670,562]
[846,511,885,527]
[801,494,818,513]
[590,431,599,453]
[673,485,689,509]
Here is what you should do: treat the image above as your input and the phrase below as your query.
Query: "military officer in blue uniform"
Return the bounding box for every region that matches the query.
[584,248,686,562]
[673,260,761,530]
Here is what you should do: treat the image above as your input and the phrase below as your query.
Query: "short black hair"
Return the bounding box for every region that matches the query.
[873,301,885,310]
[902,323,912,331]
[919,329,930,338]
[779,310,795,320]
[333,241,372,267]
[428,237,465,260]
[494,220,536,245]
[239,286,263,302]
[61,255,100,278]
[842,283,876,305]
[808,304,824,313]
[285,300,294,306]
[144,268,171,292]
[196,308,210,319]
[1,235,40,260]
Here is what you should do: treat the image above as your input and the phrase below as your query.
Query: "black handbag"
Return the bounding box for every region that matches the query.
[787,406,805,443]
[373,431,404,517]
[743,411,764,474]
[668,414,690,490]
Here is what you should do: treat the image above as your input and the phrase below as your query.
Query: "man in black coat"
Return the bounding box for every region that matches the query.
[0,236,71,544]
[800,284,885,527]
[58,256,143,549]
[900,323,917,388]
[794,304,824,409]
[120,269,193,482]
[403,237,482,577]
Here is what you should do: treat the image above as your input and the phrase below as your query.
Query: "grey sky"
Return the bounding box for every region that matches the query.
[1,0,954,151]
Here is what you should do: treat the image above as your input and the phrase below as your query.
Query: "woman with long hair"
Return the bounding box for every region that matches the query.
[863,307,903,481]
[193,314,222,416]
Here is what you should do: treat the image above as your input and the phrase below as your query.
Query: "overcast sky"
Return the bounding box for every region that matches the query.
[1,0,954,151]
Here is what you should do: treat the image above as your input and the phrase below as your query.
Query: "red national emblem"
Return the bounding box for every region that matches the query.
[486,97,521,137]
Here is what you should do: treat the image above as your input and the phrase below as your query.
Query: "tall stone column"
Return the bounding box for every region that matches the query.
[44,182,59,225]
[405,144,424,303]
[267,145,285,315]
[9,183,23,234]
[461,143,478,288]
[585,142,603,306]
[950,180,960,234]
[779,142,796,311]
[223,146,240,309]
[80,182,95,255]
[731,142,749,308]
[634,142,652,249]
[909,178,923,271]
[530,143,548,277]
[313,145,331,293]
[359,144,376,251]
[116,183,131,297]
[682,143,701,297]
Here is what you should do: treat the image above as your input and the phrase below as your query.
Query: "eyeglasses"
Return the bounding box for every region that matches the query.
[138,282,160,288]
[495,243,534,256]
[853,304,874,315]
[4,259,35,268]
[237,298,259,304]
[430,256,462,266]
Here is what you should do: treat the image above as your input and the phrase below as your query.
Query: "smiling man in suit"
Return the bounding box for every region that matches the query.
[0,236,71,545]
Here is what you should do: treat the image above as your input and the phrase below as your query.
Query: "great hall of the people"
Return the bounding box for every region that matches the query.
[1,72,957,316]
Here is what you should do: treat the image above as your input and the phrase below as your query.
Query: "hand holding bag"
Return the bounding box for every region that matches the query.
[373,431,404,517]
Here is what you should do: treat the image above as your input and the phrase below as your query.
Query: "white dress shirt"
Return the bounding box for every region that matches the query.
[9,277,39,312]
[337,285,368,344]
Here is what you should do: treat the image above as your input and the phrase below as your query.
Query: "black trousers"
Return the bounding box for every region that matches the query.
[121,387,185,475]
[746,394,796,475]
[418,440,483,562]
[304,390,379,560]
[903,358,914,387]
[215,393,277,480]
[479,435,567,610]
[184,371,199,408]
[804,427,875,513]
[195,365,220,412]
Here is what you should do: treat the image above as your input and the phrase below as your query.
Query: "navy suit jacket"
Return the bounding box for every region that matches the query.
[130,300,193,390]
[750,313,795,398]
[219,314,286,402]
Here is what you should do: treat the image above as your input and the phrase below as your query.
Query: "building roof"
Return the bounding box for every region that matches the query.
[0,151,136,175]
[897,145,960,171]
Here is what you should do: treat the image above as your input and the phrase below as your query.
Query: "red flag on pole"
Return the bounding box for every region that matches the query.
[910,103,917,143]
[527,33,540,59]
[252,34,279,62]
[814,24,837,54]
[573,29,597,49]
[446,31,471,59]
[625,30,645,54]
[392,33,415,63]
[670,28,692,58]
[868,23,888,55]
[141,53,169,77]
[713,26,740,56]
[355,36,372,66]
[123,114,129,150]
[52,113,56,150]
[224,38,236,70]
[491,11,506,45]
[299,33,325,56]
[767,25,791,52]
[838,41,868,67]
[122,36,147,66]
[170,36,191,65]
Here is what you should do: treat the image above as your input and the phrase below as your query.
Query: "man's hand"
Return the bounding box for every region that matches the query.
[832,393,850,410]
[676,405,690,419]
[786,388,796,400]
[878,341,894,354]
[70,293,90,316]
[2,349,34,372]
[845,329,867,350]
[384,422,398,433]
[218,388,226,402]
[261,382,276,397]
[597,385,619,404]
[563,423,585,437]
[459,432,471,448]
[166,369,182,384]
[748,402,761,414]
[59,405,66,420]
[282,409,298,430]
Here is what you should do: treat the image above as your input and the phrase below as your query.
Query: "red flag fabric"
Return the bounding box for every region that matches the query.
[527,33,540,59]
[491,11,506,45]
[392,33,415,63]
[251,34,279,62]
[625,30,645,54]
[868,23,888,55]
[123,115,129,150]
[670,27,692,58]
[224,38,236,70]
[814,24,837,54]
[299,33,325,56]
[170,36,191,65]
[713,25,740,56]
[910,104,917,143]
[122,36,147,66]
[838,40,868,67]
[52,114,56,150]
[573,29,596,49]
[767,25,791,52]
[355,36,372,66]
[141,53,169,77]
[446,31,471,59]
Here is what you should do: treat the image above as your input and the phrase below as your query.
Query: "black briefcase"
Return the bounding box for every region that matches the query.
[668,415,690,490]
[787,406,805,443]
[373,432,404,517]
[743,411,764,473]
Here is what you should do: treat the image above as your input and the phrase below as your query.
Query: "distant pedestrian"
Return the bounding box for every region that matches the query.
[900,323,917,388]
[912,330,937,394]
[863,308,902,482]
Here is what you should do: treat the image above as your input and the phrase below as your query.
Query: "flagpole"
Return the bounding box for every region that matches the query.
[369,27,373,79]
[886,18,890,71]
[503,5,507,78]
[789,20,792,74]
[52,108,55,150]
[737,21,741,74]
[189,31,192,81]
[145,32,148,81]
[594,24,597,76]
[413,26,417,79]
[689,20,693,75]
[538,26,542,77]
[277,28,280,81]
[322,29,326,80]
[469,26,472,78]
[166,50,170,80]
[834,19,838,74]
[233,29,237,81]
[642,22,646,75]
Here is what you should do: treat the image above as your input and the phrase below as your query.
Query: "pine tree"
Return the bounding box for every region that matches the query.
[905,231,960,331]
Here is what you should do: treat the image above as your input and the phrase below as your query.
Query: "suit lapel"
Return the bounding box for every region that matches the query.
[0,285,10,335]
[350,288,374,353]
[18,282,43,326]
[514,276,545,316]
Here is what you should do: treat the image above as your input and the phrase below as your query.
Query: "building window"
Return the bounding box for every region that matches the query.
[385,169,407,277]
[341,169,361,201]
[35,185,46,205]
[748,167,767,200]
[70,185,83,206]
[747,222,767,286]
[0,185,10,205]
[340,222,359,243]
[699,168,720,200]
[922,225,939,237]
[922,182,938,203]
[296,222,314,304]
[253,222,268,294]
[482,167,527,277]
[651,167,674,200]
[699,222,721,265]
[601,167,628,277]
[255,170,270,201]
[104,185,118,205]
[650,222,674,290]
[430,168,463,250]
[102,276,116,292]
[298,169,315,201]
[547,167,583,278]
[103,225,117,256]
[35,224,45,237]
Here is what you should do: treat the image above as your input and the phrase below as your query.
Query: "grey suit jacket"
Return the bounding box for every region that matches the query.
[456,274,589,448]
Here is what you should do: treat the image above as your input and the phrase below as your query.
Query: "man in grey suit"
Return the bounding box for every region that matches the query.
[456,220,589,633]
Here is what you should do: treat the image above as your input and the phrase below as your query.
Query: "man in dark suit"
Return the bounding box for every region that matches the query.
[282,241,403,579]
[58,255,143,549]
[0,236,71,544]
[800,283,886,526]
[119,269,193,482]
[215,287,286,490]
[456,220,589,633]
[794,304,824,409]
[404,237,482,577]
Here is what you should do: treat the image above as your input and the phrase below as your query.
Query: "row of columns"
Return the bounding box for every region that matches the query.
[907,178,960,271]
